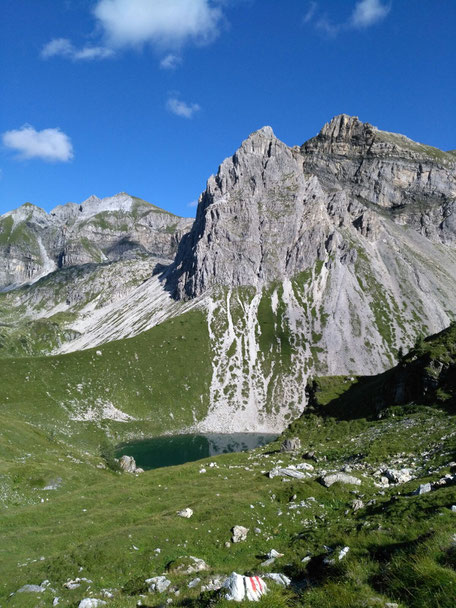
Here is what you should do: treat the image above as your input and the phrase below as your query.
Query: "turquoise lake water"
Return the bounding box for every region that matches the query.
[116,433,277,470]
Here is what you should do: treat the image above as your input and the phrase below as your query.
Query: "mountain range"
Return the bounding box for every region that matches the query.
[1,114,456,432]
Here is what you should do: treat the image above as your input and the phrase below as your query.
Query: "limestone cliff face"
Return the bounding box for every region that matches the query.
[161,115,456,433]
[171,115,456,299]
[0,193,192,289]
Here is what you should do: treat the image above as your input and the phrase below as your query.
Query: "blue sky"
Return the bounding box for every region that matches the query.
[1,0,455,217]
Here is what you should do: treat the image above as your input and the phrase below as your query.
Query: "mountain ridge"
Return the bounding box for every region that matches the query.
[0,114,455,432]
[0,192,193,290]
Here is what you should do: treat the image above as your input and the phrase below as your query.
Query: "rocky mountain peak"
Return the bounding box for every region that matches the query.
[169,114,456,302]
[304,114,376,154]
[233,125,279,159]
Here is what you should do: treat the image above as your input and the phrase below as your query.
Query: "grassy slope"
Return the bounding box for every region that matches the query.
[1,403,455,608]
[0,308,212,448]
[1,324,456,607]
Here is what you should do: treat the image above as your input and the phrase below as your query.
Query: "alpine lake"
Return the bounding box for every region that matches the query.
[116,433,278,470]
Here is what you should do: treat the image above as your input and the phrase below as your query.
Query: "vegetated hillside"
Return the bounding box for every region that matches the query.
[1,326,456,608]
[305,321,456,420]
[0,309,213,446]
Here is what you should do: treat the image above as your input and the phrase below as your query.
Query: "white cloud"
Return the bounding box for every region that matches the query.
[166,97,201,119]
[94,0,223,49]
[188,199,198,208]
[41,38,74,58]
[72,46,114,60]
[306,0,390,35]
[2,125,74,162]
[351,0,390,28]
[160,53,182,70]
[41,37,114,61]
[42,0,226,66]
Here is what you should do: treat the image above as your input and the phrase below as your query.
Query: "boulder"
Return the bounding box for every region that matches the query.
[167,556,209,575]
[296,462,314,471]
[145,576,171,593]
[201,576,224,592]
[269,467,306,480]
[320,473,361,487]
[119,455,138,474]
[17,584,46,593]
[223,573,268,601]
[78,600,107,608]
[232,525,249,543]
[177,508,193,518]
[383,468,413,484]
[280,438,301,453]
[352,499,364,511]
[412,483,432,495]
[263,573,291,587]
[267,549,284,559]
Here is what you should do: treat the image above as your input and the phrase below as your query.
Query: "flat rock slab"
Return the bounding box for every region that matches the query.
[320,473,361,487]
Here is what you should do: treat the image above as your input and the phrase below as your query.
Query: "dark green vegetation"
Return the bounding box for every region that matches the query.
[306,321,456,420]
[1,324,456,606]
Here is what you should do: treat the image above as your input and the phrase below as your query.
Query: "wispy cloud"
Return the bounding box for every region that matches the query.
[303,1,317,24]
[160,53,182,70]
[2,125,74,162]
[187,200,198,208]
[166,97,201,119]
[351,0,391,28]
[41,37,114,61]
[306,0,390,36]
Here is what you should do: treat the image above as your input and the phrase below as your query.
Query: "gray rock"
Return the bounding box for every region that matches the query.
[296,462,314,471]
[17,584,46,593]
[119,455,138,474]
[78,600,107,608]
[177,508,193,518]
[320,473,361,487]
[145,576,171,593]
[201,577,224,592]
[267,549,284,559]
[280,437,301,452]
[383,468,413,484]
[231,525,249,543]
[187,578,201,589]
[269,467,306,480]
[412,483,432,495]
[263,573,291,587]
[167,556,209,575]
